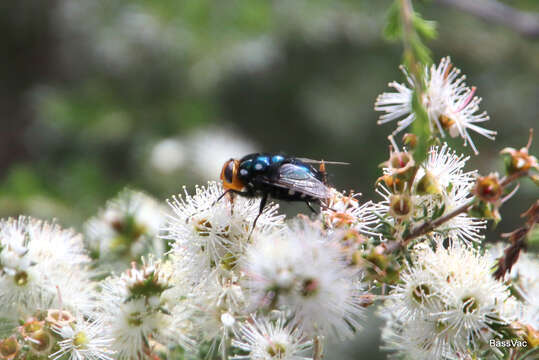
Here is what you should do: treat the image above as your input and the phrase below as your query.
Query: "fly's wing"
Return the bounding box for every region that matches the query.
[296,158,350,165]
[269,163,331,199]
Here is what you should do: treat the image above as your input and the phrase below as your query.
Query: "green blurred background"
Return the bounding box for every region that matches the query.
[1,1,538,357]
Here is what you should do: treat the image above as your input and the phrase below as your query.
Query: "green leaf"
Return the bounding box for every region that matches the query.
[528,224,539,252]
[410,35,432,65]
[412,13,437,40]
[432,202,446,219]
[383,0,402,41]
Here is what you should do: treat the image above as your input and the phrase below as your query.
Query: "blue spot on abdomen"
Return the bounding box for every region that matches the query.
[271,155,285,163]
[253,156,270,171]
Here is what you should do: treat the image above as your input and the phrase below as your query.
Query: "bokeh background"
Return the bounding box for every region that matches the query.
[1,1,538,358]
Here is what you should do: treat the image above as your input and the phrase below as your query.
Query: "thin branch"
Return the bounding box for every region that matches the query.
[403,198,474,243]
[436,0,539,38]
[383,198,474,253]
[399,0,423,86]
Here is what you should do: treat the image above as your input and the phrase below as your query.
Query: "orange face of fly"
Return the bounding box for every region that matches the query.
[220,159,244,192]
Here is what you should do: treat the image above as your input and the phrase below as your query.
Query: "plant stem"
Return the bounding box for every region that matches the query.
[399,0,422,86]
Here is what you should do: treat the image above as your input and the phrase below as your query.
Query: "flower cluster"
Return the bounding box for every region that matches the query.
[381,241,516,359]
[0,217,108,360]
[0,311,114,360]
[375,57,497,154]
[97,259,190,359]
[0,27,538,358]
[155,181,378,359]
[0,217,95,319]
[376,141,485,247]
[243,223,366,340]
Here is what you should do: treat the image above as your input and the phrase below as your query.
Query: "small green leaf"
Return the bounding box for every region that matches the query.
[383,1,402,41]
[412,13,437,40]
[528,224,539,252]
[384,0,402,41]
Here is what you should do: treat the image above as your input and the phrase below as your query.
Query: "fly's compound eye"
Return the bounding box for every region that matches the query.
[224,160,235,183]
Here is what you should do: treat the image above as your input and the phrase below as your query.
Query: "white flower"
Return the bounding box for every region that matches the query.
[231,314,312,360]
[106,297,167,359]
[98,261,184,359]
[163,181,284,282]
[375,57,496,154]
[243,224,366,340]
[415,144,486,244]
[419,143,475,187]
[386,265,443,323]
[186,271,248,351]
[422,243,513,343]
[51,317,114,360]
[375,68,415,133]
[381,315,454,360]
[243,231,304,308]
[322,188,386,237]
[0,216,95,318]
[84,189,166,269]
[381,241,515,358]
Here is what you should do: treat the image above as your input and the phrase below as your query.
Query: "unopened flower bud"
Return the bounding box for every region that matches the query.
[19,319,44,338]
[28,329,54,355]
[351,250,362,266]
[502,148,538,174]
[389,194,413,219]
[525,324,539,349]
[221,252,237,271]
[389,151,414,174]
[402,133,418,149]
[469,200,501,224]
[473,174,502,203]
[381,138,417,187]
[0,336,20,360]
[365,247,388,273]
[376,174,404,193]
[511,322,539,349]
[46,309,74,328]
[415,170,441,195]
[500,130,538,175]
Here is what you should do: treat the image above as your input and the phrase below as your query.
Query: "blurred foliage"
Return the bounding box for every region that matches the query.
[1,0,537,232]
[0,0,538,359]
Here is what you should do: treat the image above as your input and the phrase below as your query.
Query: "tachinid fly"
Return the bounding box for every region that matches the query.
[218,153,346,235]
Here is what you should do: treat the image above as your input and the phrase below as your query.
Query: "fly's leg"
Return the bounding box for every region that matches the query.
[319,201,337,213]
[305,200,318,214]
[248,193,268,240]
[213,189,232,206]
[319,160,327,184]
[214,189,254,215]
